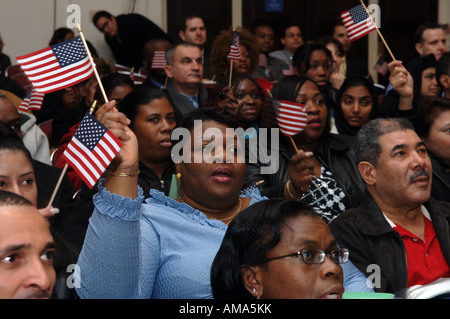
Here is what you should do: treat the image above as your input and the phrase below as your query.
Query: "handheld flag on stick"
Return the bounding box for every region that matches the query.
[358,0,396,61]
[46,24,116,208]
[340,4,376,42]
[341,1,396,61]
[18,85,45,112]
[227,31,242,61]
[62,111,122,189]
[16,36,94,94]
[374,57,389,76]
[272,99,308,137]
[227,30,242,87]
[271,97,307,153]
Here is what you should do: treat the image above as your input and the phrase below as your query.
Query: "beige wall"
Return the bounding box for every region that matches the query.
[0,0,166,64]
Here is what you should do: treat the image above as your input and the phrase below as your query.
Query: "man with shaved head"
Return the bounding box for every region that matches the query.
[0,190,56,298]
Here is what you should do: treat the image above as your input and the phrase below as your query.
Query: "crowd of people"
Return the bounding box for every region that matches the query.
[0,8,449,300]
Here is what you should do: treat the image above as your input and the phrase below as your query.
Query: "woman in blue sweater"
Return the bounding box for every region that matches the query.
[75,104,372,299]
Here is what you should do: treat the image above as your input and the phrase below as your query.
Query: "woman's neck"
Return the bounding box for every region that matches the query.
[177,190,245,224]
[140,158,169,179]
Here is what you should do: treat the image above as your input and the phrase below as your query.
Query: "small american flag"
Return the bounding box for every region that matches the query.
[374,58,389,76]
[227,31,242,61]
[16,36,94,94]
[151,50,167,69]
[341,4,376,42]
[18,85,45,112]
[62,112,122,189]
[272,99,307,137]
[129,69,147,85]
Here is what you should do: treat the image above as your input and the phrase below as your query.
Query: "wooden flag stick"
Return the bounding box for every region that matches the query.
[46,163,68,209]
[266,89,300,154]
[229,60,233,87]
[359,0,396,61]
[46,100,98,209]
[77,24,109,103]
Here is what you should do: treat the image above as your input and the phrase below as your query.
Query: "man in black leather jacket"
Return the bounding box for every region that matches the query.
[329,118,450,298]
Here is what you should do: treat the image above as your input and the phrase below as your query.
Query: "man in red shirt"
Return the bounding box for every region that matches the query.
[330,118,450,298]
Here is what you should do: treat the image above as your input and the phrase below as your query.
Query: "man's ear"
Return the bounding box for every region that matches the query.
[358,161,377,186]
[439,74,450,89]
[179,30,186,42]
[164,64,173,78]
[241,266,263,299]
[415,43,424,56]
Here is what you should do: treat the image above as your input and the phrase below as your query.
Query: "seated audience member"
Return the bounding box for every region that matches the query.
[232,75,270,132]
[75,108,265,299]
[293,43,339,111]
[329,118,450,299]
[0,121,75,234]
[415,97,450,202]
[0,190,56,299]
[211,199,373,299]
[269,22,304,73]
[52,72,135,191]
[331,21,369,79]
[331,76,378,136]
[379,54,439,118]
[0,74,26,100]
[251,22,284,82]
[413,22,447,61]
[0,93,51,165]
[202,76,238,118]
[178,16,212,80]
[119,87,177,198]
[0,126,79,299]
[210,27,259,80]
[163,42,208,119]
[245,76,365,223]
[48,27,74,45]
[320,37,346,90]
[436,52,450,99]
[141,38,172,89]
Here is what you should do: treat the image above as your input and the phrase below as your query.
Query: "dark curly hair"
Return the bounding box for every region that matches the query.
[210,26,259,77]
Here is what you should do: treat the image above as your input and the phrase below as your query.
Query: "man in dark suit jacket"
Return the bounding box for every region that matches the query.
[93,11,171,70]
[163,43,208,119]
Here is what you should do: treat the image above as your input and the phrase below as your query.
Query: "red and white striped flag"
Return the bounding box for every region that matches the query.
[227,31,242,61]
[62,112,122,189]
[272,99,307,137]
[374,58,389,76]
[16,36,94,94]
[18,85,45,112]
[151,50,167,69]
[341,4,376,42]
[129,69,147,85]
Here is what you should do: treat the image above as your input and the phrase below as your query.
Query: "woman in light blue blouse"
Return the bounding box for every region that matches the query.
[75,102,372,299]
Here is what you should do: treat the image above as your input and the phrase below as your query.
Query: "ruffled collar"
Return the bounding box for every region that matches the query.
[147,188,264,230]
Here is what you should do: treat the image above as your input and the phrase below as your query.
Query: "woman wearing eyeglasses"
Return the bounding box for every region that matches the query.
[211,199,372,299]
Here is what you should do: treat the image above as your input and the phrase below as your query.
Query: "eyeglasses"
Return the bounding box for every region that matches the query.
[258,247,349,265]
